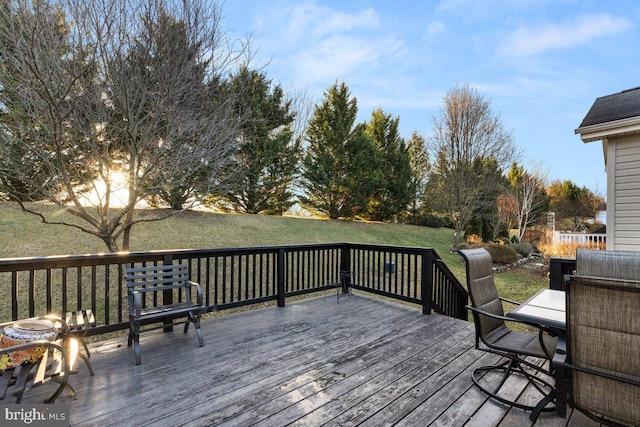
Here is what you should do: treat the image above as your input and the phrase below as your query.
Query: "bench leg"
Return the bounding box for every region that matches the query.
[129,318,142,365]
[187,311,204,347]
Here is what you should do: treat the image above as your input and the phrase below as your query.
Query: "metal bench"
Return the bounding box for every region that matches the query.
[125,264,205,365]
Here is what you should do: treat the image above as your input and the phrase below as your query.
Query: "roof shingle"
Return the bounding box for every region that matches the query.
[578,86,640,128]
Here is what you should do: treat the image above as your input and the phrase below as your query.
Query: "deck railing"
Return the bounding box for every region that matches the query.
[0,243,468,336]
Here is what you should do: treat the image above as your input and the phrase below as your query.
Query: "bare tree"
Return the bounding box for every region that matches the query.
[507,162,549,241]
[0,0,248,251]
[429,85,520,249]
[495,192,518,240]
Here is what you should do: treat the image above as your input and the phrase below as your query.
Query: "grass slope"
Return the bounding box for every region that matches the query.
[0,202,548,303]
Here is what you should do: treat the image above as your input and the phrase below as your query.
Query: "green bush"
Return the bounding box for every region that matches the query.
[511,241,533,257]
[409,212,453,228]
[486,243,519,264]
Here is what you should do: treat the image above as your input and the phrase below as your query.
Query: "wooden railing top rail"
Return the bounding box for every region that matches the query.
[0,243,350,272]
[0,242,442,271]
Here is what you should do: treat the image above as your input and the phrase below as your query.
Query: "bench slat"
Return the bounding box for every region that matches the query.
[130,282,196,294]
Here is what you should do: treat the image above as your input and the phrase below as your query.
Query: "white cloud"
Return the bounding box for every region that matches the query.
[291,34,404,83]
[312,7,379,37]
[252,2,405,89]
[281,3,379,42]
[427,21,446,37]
[499,14,633,57]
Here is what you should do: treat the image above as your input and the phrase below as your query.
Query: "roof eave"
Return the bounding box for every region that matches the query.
[575,116,640,143]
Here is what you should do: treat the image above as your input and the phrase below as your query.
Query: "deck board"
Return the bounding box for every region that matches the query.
[10,293,599,426]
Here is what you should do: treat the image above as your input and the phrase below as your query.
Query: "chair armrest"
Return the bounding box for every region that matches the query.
[555,336,640,388]
[466,304,556,333]
[466,304,520,323]
[499,297,521,306]
[188,281,204,307]
[552,336,567,366]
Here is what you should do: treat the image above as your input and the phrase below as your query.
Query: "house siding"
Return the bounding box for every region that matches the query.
[610,134,640,250]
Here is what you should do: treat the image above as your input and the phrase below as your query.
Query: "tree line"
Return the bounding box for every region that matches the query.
[0,0,604,252]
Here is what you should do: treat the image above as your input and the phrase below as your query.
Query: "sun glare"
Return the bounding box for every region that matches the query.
[81,170,130,207]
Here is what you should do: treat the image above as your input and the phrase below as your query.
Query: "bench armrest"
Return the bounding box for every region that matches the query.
[129,291,142,318]
[188,281,204,307]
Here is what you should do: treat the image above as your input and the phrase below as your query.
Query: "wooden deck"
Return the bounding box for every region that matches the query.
[17,294,602,426]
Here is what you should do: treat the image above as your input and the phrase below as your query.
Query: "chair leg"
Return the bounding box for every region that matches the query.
[76,352,94,376]
[472,357,556,415]
[65,336,94,376]
[82,339,91,358]
[45,376,76,404]
[13,364,32,404]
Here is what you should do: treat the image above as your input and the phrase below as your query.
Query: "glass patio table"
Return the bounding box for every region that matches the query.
[506,288,566,330]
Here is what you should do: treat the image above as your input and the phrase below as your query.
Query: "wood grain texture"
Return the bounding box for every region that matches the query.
[11,294,602,426]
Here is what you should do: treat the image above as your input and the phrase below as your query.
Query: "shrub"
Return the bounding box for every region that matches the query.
[511,241,533,257]
[486,242,519,264]
[459,234,484,250]
[409,212,453,228]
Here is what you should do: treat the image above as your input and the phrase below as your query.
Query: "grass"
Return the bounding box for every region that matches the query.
[1,201,549,313]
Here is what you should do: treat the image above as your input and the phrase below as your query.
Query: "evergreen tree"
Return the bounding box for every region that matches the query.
[464,157,507,240]
[131,10,212,210]
[406,131,430,223]
[300,82,379,219]
[219,67,299,214]
[364,109,413,221]
[547,180,604,230]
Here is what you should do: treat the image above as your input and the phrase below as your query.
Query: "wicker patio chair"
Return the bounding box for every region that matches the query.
[459,248,558,418]
[554,249,640,426]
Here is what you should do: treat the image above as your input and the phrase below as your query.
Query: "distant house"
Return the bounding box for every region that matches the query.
[575,87,640,251]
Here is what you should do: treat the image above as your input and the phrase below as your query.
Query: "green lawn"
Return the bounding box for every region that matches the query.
[1,201,549,304]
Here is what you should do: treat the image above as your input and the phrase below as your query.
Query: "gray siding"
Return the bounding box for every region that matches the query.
[610,135,640,250]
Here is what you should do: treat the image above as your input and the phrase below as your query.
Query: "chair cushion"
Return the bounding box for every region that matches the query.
[488,328,557,359]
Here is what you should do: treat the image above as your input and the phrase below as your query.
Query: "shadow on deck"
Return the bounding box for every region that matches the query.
[16,294,599,426]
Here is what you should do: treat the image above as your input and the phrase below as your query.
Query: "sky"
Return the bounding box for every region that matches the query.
[221,0,640,196]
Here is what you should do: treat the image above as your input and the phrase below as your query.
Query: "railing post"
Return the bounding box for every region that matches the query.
[162,254,174,332]
[421,249,433,315]
[277,248,286,307]
[340,244,352,293]
[549,258,576,291]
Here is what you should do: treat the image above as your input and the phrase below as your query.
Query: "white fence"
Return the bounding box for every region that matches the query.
[554,232,606,247]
